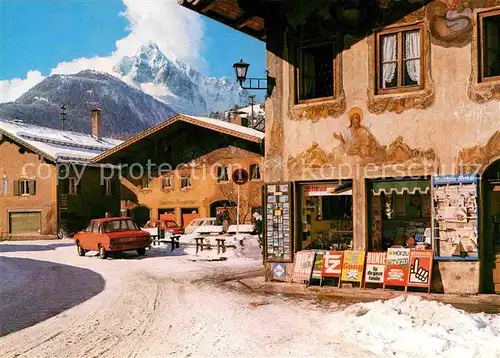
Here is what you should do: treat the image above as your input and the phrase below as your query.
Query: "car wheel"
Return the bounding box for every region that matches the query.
[99,246,108,260]
[137,248,146,256]
[76,242,85,257]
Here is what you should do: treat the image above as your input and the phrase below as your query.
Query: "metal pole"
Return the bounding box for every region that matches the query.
[236,184,240,236]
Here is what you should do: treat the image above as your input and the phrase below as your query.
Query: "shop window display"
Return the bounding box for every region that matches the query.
[369,180,432,252]
[301,182,353,251]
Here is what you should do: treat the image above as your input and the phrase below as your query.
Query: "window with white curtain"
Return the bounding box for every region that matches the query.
[377,27,422,92]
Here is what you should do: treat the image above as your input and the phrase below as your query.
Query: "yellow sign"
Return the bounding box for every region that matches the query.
[340,250,366,283]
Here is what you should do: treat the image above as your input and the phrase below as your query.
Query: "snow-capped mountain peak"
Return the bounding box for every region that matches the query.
[113,43,249,115]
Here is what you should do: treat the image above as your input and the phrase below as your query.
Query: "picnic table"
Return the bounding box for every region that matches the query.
[151,228,180,251]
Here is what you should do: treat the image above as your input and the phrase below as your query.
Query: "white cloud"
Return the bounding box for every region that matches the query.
[0,1,205,103]
[51,56,116,76]
[0,71,46,103]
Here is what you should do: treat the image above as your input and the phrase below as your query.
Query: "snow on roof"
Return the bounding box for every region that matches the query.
[0,119,123,162]
[180,114,265,140]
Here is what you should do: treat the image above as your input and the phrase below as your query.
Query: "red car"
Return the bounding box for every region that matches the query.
[74,217,152,259]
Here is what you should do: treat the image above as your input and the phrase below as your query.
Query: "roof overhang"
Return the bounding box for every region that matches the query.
[92,114,264,164]
[178,0,266,41]
[0,128,56,163]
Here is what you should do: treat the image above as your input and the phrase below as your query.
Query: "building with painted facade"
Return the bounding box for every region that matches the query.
[181,0,500,293]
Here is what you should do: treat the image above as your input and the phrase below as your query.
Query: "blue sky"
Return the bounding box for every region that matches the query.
[0,0,266,101]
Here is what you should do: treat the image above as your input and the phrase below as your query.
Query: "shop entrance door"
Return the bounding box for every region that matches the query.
[492,211,500,293]
[487,184,500,293]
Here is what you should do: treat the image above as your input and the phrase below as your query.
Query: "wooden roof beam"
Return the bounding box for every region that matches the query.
[236,12,256,29]
[201,0,218,13]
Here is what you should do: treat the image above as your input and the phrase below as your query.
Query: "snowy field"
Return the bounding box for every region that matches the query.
[1,240,500,357]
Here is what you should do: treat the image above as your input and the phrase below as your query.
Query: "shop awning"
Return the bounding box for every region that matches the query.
[303,183,352,196]
[371,180,430,196]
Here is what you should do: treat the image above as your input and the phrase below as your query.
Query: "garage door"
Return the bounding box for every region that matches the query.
[9,212,41,234]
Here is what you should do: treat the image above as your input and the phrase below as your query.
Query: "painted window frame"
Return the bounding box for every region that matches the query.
[180,175,192,189]
[19,179,30,196]
[375,23,425,95]
[249,164,261,181]
[295,38,340,104]
[216,165,229,183]
[162,175,173,189]
[478,8,500,83]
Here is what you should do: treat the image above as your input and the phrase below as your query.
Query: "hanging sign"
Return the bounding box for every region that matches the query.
[292,251,315,283]
[340,250,365,283]
[321,251,344,278]
[384,248,410,287]
[407,249,433,289]
[364,252,386,285]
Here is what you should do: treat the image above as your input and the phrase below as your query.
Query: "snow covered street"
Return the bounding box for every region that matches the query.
[1,240,500,358]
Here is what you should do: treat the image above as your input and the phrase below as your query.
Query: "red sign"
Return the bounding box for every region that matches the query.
[232,169,249,185]
[364,252,386,284]
[384,248,410,287]
[321,251,344,277]
[407,250,433,288]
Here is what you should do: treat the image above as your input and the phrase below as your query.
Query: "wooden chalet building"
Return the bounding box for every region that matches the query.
[92,114,265,227]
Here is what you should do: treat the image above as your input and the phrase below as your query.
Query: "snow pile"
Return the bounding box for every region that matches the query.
[162,234,262,262]
[337,295,500,357]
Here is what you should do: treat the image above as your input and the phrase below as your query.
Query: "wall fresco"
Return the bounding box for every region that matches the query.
[287,108,438,173]
[427,0,499,48]
[458,131,500,172]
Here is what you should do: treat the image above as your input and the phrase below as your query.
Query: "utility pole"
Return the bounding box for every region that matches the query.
[248,94,256,126]
[60,104,67,131]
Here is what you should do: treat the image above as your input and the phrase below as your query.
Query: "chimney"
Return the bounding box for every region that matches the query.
[91,108,102,139]
[231,115,248,127]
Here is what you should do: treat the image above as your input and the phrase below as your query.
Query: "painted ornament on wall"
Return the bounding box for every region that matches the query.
[1,172,8,196]
[287,107,439,173]
[427,0,499,48]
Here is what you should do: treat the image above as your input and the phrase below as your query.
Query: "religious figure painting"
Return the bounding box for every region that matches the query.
[332,107,386,163]
[287,107,438,173]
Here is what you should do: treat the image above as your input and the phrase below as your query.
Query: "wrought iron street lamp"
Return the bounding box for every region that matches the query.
[232,59,275,98]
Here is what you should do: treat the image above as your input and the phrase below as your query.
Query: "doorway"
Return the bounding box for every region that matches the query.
[483,159,500,293]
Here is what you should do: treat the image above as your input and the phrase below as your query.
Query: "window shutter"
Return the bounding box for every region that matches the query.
[13,180,19,196]
[29,180,36,195]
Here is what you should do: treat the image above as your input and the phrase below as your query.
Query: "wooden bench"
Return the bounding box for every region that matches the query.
[194,237,212,254]
[152,232,181,251]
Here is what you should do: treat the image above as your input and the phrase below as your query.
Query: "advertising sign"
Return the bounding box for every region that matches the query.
[272,263,286,280]
[340,250,365,283]
[364,252,386,285]
[407,250,433,289]
[384,248,410,287]
[321,251,344,278]
[311,251,325,280]
[292,251,315,283]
